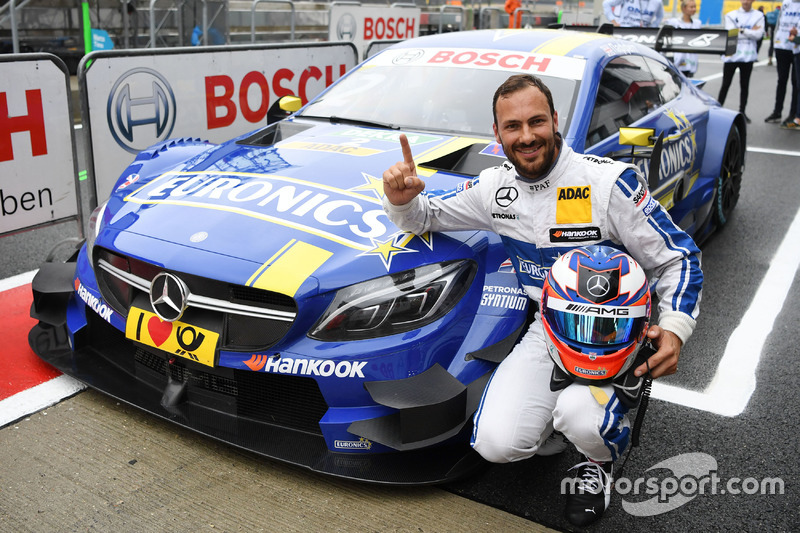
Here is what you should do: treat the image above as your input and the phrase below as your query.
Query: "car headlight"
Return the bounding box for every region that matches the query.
[310,260,477,341]
[85,200,107,264]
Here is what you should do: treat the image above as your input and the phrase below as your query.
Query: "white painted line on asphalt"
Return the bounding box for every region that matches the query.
[0,269,87,429]
[699,59,770,81]
[652,198,800,416]
[0,375,86,428]
[0,269,36,291]
[748,146,800,157]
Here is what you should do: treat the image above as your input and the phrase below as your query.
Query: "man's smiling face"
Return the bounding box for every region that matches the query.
[493,84,560,181]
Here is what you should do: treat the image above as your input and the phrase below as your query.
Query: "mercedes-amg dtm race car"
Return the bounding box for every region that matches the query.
[29,28,745,484]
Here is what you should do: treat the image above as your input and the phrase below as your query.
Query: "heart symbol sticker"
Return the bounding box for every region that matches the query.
[147,316,173,346]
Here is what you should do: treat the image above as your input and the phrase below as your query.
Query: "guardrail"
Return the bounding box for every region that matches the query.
[250,0,296,41]
[3,0,565,52]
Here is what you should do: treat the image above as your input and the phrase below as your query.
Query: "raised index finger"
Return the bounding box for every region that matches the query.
[400,134,416,171]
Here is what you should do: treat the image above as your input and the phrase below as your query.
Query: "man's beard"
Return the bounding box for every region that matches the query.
[502,128,558,181]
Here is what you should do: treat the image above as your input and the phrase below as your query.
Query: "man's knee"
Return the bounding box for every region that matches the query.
[471,417,548,463]
[552,384,610,442]
[471,437,518,463]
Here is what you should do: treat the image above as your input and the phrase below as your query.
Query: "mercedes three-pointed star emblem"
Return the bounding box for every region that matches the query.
[149,272,189,322]
[586,274,611,299]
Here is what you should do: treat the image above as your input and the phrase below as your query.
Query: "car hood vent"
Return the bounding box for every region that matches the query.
[419,143,506,177]
[237,121,313,147]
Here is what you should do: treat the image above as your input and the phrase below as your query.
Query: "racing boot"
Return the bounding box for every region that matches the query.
[564,458,613,526]
[536,430,568,456]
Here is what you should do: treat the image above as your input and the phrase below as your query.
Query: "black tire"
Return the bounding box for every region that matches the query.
[714,126,744,227]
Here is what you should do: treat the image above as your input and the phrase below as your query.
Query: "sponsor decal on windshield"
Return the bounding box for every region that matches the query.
[369,47,586,80]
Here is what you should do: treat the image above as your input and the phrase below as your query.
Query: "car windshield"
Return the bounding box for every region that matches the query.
[299,54,579,137]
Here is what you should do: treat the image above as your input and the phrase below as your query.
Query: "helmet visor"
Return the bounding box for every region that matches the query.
[543,298,648,346]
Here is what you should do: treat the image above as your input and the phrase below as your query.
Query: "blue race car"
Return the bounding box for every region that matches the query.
[29,28,744,484]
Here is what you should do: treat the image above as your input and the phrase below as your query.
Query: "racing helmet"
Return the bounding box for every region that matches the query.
[541,245,651,385]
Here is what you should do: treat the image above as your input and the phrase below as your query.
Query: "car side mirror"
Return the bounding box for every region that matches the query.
[618,127,664,189]
[619,127,655,147]
[267,95,303,124]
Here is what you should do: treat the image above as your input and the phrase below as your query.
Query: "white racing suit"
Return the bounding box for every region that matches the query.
[383,142,703,463]
[602,0,665,27]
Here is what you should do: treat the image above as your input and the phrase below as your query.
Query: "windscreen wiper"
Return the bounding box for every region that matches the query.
[300,114,399,130]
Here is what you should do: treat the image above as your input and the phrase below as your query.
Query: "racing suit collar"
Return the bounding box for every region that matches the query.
[513,133,564,185]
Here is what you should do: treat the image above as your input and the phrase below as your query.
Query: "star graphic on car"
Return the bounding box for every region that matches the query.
[360,231,434,270]
[349,172,385,199]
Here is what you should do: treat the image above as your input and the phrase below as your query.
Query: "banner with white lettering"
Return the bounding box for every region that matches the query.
[81,43,358,203]
[0,54,80,236]
[329,5,420,60]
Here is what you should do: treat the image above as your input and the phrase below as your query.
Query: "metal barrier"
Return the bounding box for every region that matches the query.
[148,0,186,47]
[438,4,465,33]
[511,7,534,28]
[251,0,296,41]
[4,0,20,53]
[478,6,501,29]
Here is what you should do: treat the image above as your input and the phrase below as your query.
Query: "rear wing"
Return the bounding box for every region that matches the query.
[548,24,738,55]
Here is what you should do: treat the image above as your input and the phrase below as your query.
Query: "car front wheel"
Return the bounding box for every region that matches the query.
[714,126,744,227]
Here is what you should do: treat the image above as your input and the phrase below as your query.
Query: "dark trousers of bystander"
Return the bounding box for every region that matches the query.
[718,61,755,115]
[793,52,800,120]
[771,49,798,120]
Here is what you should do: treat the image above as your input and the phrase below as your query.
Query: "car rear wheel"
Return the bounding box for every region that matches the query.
[714,126,744,227]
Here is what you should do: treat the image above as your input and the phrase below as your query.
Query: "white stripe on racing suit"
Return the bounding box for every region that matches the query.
[383,143,702,343]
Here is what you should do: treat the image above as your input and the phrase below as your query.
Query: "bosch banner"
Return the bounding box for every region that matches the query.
[80,42,358,204]
[0,54,81,237]
[329,5,421,60]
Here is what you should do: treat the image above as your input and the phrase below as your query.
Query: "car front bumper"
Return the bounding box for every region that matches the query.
[28,260,497,484]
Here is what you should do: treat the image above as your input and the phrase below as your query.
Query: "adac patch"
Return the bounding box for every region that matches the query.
[556,185,592,224]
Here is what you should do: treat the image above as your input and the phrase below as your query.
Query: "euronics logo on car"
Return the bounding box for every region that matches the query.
[124,171,390,250]
[334,438,373,450]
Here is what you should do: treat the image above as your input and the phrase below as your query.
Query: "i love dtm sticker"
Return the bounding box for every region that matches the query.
[125,307,219,367]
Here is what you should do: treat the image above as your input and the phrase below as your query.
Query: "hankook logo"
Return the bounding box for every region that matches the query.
[107,67,177,154]
[495,187,518,208]
[149,272,190,322]
[336,13,357,41]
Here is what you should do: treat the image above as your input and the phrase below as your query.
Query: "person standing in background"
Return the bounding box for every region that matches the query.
[505,0,522,28]
[764,0,800,127]
[756,7,767,55]
[717,0,765,124]
[766,5,781,65]
[602,0,664,27]
[666,0,702,77]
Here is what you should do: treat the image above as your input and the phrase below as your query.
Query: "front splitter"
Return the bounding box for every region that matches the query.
[29,321,488,485]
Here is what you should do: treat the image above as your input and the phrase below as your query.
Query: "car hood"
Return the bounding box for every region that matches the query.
[98,120,501,298]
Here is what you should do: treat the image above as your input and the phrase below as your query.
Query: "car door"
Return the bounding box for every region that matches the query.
[585,53,706,228]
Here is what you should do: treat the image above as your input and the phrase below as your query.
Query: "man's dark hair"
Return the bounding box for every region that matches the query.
[492,74,556,126]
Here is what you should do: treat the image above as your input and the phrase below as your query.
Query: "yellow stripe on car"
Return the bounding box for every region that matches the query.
[249,240,334,296]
